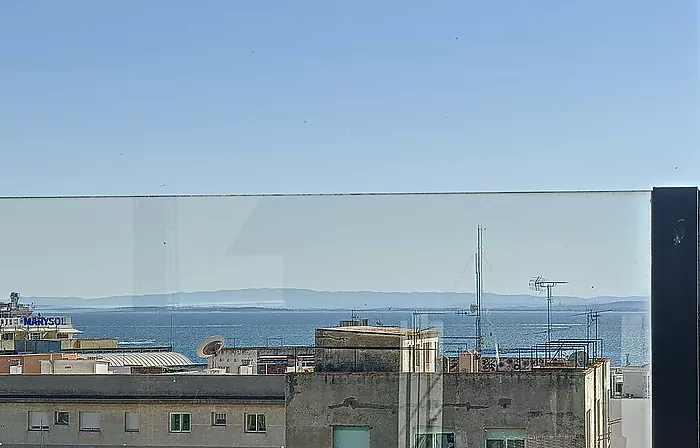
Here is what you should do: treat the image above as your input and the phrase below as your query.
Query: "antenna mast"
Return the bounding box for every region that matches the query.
[475,225,484,352]
[529,276,568,358]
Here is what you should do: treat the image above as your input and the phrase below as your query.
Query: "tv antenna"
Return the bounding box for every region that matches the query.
[572,308,613,359]
[529,276,568,357]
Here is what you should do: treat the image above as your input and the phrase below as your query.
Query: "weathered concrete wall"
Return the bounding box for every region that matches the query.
[315,329,402,372]
[286,373,400,448]
[285,371,590,448]
[0,374,285,400]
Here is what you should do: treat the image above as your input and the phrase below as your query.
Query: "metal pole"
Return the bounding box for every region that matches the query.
[586,310,591,343]
[594,312,599,359]
[546,285,552,360]
[475,225,483,352]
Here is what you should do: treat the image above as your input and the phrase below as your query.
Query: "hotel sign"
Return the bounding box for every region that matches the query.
[0,316,68,327]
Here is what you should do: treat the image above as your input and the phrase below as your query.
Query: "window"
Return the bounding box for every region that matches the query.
[485,429,526,448]
[28,411,50,431]
[333,426,370,448]
[2,332,13,340]
[30,332,40,340]
[245,413,266,433]
[125,412,139,432]
[241,359,251,366]
[212,412,227,426]
[79,412,101,432]
[417,432,455,448]
[169,412,191,433]
[55,411,69,425]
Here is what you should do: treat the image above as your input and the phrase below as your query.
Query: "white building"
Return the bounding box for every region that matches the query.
[611,365,649,398]
[208,348,258,374]
[40,359,110,375]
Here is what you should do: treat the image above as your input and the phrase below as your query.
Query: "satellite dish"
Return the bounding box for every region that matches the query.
[197,335,225,358]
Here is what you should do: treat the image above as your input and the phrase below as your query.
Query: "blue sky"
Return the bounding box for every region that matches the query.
[0,1,697,196]
[0,193,650,298]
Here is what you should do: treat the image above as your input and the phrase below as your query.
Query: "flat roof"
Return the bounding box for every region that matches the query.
[317,325,439,336]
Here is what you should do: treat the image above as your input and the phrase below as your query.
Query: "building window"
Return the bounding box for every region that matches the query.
[245,413,266,433]
[2,332,13,340]
[169,412,191,433]
[55,411,70,425]
[212,412,227,426]
[28,411,50,431]
[333,426,370,448]
[79,412,101,432]
[485,429,526,448]
[417,431,455,447]
[424,342,434,370]
[30,332,41,340]
[125,412,140,432]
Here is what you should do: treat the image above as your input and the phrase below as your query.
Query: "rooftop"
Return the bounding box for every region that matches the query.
[0,374,285,402]
[317,325,439,337]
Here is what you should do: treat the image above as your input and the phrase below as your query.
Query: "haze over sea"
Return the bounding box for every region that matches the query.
[70,309,649,367]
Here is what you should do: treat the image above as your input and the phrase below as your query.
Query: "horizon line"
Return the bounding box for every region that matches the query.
[23,287,650,301]
[0,189,651,200]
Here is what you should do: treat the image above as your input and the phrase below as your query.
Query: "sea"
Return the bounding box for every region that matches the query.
[70,309,650,367]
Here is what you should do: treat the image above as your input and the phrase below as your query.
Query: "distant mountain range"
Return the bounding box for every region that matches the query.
[26,288,650,312]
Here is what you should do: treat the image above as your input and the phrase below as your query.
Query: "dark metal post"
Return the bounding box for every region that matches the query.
[651,186,699,448]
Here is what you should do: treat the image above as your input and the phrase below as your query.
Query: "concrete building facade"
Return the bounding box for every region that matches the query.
[285,360,611,448]
[315,325,439,373]
[210,348,259,374]
[0,375,285,448]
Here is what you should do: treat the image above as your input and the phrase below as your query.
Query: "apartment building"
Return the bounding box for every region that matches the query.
[0,375,285,448]
[285,359,611,448]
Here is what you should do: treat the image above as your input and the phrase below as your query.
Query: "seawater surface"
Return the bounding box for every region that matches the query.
[70,309,649,367]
